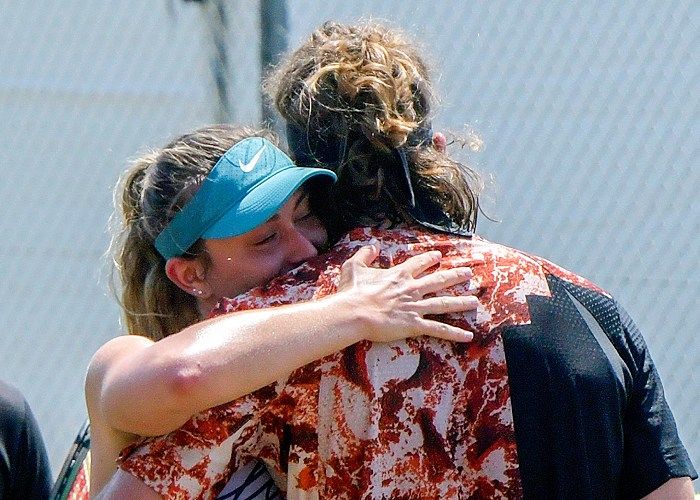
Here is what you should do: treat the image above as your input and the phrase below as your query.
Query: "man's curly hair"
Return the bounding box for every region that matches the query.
[265,21,481,238]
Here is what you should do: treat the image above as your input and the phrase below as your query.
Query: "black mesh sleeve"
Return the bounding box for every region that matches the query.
[614,301,697,497]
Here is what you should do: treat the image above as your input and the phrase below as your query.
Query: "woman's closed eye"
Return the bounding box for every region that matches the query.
[253,232,279,246]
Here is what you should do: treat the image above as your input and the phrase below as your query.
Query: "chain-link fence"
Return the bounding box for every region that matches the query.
[0,0,697,485]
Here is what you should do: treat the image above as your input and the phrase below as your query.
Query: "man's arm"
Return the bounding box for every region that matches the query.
[641,477,694,500]
[614,299,698,496]
[96,468,161,500]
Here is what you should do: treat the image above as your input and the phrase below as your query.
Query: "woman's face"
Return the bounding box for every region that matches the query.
[201,189,327,301]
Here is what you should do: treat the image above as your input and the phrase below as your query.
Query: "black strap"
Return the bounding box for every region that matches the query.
[50,420,91,500]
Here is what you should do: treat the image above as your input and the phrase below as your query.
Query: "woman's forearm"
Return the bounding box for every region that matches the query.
[100,293,368,436]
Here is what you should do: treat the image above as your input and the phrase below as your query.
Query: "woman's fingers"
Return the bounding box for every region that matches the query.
[413,266,473,296]
[343,243,380,268]
[338,246,481,346]
[413,295,479,316]
[393,251,443,277]
[419,319,474,343]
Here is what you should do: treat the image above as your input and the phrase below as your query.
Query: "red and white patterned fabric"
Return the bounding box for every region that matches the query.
[66,463,89,500]
[120,226,603,499]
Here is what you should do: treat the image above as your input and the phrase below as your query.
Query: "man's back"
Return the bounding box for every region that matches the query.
[121,227,696,499]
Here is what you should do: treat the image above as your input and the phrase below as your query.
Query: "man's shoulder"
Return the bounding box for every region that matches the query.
[471,237,609,297]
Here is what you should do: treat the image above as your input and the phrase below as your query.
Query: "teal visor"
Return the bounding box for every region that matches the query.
[154,137,337,260]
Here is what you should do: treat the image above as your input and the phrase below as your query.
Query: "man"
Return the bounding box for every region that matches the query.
[108,21,696,499]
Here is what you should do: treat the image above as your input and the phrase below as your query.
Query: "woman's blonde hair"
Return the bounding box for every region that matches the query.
[266,21,481,237]
[109,124,279,340]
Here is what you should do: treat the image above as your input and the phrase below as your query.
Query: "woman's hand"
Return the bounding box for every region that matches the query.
[337,243,477,343]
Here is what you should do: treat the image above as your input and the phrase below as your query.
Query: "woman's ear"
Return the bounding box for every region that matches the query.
[164,257,212,299]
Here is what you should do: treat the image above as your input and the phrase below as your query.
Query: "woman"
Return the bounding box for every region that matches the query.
[115,22,695,499]
[86,124,478,496]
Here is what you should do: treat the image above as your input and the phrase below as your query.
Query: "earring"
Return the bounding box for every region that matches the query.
[192,288,203,296]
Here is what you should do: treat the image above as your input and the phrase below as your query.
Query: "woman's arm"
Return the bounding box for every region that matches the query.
[87,246,476,437]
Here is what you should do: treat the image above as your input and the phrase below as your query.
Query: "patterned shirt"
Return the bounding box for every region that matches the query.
[120,227,696,499]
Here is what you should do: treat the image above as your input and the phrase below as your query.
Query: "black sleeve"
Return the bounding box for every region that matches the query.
[0,382,53,500]
[615,301,697,497]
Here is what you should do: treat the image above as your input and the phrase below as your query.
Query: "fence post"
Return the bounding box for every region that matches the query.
[260,0,288,134]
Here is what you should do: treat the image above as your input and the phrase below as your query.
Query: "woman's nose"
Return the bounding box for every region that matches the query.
[283,228,318,266]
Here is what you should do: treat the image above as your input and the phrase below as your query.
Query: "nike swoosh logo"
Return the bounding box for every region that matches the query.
[239,144,266,172]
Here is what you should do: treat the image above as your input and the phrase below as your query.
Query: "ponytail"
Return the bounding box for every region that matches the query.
[110,153,199,340]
